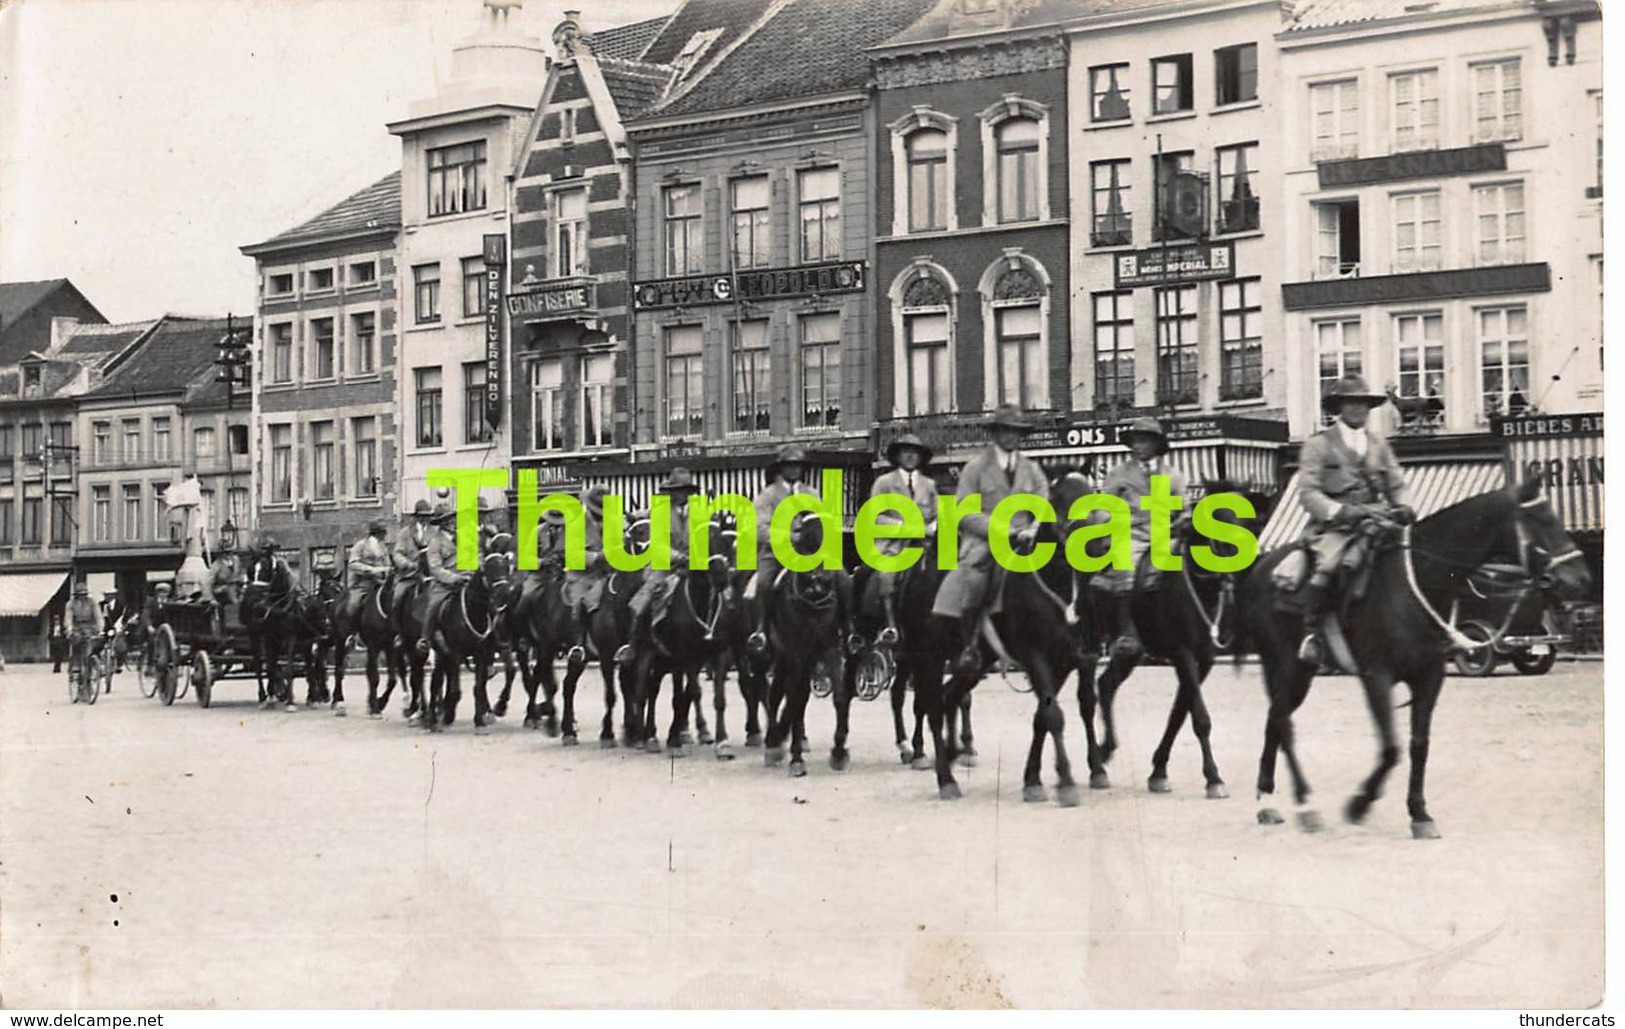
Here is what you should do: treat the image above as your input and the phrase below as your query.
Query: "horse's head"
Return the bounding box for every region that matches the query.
[705,512,738,586]
[1049,470,1105,558]
[478,550,519,612]
[1507,479,1592,599]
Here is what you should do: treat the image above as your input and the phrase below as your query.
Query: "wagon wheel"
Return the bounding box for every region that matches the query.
[154,623,178,706]
[1510,648,1557,676]
[1451,620,1498,678]
[853,647,895,702]
[192,651,215,708]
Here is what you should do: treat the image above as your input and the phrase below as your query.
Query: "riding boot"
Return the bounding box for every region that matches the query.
[1111,594,1143,660]
[1296,578,1331,666]
[614,605,651,666]
[952,615,983,677]
[417,593,446,656]
[878,592,900,646]
[569,604,591,663]
[747,580,771,655]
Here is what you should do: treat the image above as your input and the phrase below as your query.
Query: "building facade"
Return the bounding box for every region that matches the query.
[242,172,403,584]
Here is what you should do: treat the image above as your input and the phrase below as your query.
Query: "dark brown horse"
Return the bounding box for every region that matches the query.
[417,552,512,733]
[497,537,582,735]
[316,571,402,718]
[1234,480,1591,838]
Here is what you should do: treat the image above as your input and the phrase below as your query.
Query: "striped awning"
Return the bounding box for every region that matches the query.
[1506,434,1604,533]
[0,571,67,617]
[583,462,866,525]
[1033,441,1280,499]
[1256,459,1507,552]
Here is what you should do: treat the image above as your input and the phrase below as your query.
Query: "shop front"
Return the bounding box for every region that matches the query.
[1496,412,1604,604]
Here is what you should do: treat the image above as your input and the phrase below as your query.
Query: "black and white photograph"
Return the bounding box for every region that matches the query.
[0,0,1611,1015]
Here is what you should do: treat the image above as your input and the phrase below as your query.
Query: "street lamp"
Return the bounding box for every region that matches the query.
[219,519,238,551]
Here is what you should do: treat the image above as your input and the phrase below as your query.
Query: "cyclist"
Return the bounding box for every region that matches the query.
[67,581,105,696]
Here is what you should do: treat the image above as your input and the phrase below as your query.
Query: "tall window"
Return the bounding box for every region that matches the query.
[413,264,441,324]
[414,367,443,448]
[581,354,613,448]
[554,189,588,277]
[229,425,249,456]
[1152,53,1194,114]
[426,140,487,217]
[1315,199,1362,278]
[994,304,1042,408]
[1216,143,1259,233]
[664,326,704,438]
[461,257,485,318]
[1316,319,1364,418]
[1090,63,1131,122]
[1394,312,1445,400]
[1215,43,1258,106]
[152,417,172,462]
[50,495,71,546]
[311,421,335,500]
[559,107,576,143]
[352,416,377,497]
[1393,191,1442,272]
[122,484,141,541]
[1093,291,1135,405]
[48,422,69,476]
[270,425,292,502]
[20,494,41,545]
[1219,278,1262,401]
[664,183,703,275]
[92,486,110,542]
[905,312,950,416]
[995,117,1041,223]
[20,423,41,461]
[731,321,771,434]
[801,313,841,429]
[312,317,335,378]
[1311,79,1360,161]
[229,488,249,530]
[1479,306,1530,417]
[464,363,491,444]
[906,129,948,232]
[530,359,564,451]
[0,499,11,546]
[730,177,770,270]
[1473,59,1523,143]
[1155,286,1199,406]
[1391,69,1440,152]
[154,481,171,541]
[90,421,109,466]
[1474,182,1526,266]
[799,167,841,262]
[351,312,375,374]
[270,323,293,382]
[1090,160,1132,246]
[122,420,141,463]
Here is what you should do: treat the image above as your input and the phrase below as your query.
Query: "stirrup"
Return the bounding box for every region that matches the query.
[1296,633,1323,667]
[566,644,586,664]
[877,625,900,646]
[746,630,768,654]
[613,644,634,665]
[1110,635,1143,660]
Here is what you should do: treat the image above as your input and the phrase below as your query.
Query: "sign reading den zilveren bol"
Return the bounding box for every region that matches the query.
[634,260,866,310]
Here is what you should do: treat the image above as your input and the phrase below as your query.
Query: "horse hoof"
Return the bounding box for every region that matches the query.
[897,745,913,765]
[543,719,560,739]
[745,733,763,748]
[1089,770,1111,790]
[910,755,932,772]
[1022,784,1047,804]
[1206,783,1229,801]
[715,742,734,761]
[562,734,579,748]
[492,702,508,719]
[1257,808,1284,825]
[939,782,962,801]
[333,704,347,718]
[765,746,785,766]
[474,723,492,737]
[283,703,297,712]
[1411,820,1442,841]
[599,737,617,750]
[643,739,662,755]
[697,731,714,747]
[1345,795,1372,824]
[1147,775,1172,794]
[368,711,384,721]
[956,753,978,769]
[669,745,688,759]
[829,751,849,773]
[679,731,695,747]
[789,761,807,779]
[1297,810,1324,833]
[523,717,538,730]
[1056,784,1081,808]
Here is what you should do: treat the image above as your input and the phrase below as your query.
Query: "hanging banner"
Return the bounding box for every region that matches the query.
[483,234,506,433]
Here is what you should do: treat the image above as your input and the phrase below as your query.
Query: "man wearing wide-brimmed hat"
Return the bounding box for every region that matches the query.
[869,433,938,645]
[931,404,1050,674]
[561,486,612,658]
[418,501,472,654]
[388,500,438,636]
[616,468,701,665]
[342,519,392,627]
[1295,373,1413,665]
[746,443,812,653]
[1093,417,1190,658]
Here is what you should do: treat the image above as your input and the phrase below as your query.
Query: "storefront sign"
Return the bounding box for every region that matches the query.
[1492,413,1605,438]
[633,261,866,311]
[1497,412,1605,532]
[483,235,505,433]
[1059,413,1288,449]
[1113,243,1236,289]
[507,281,595,319]
[1283,262,1551,311]
[1317,143,1507,189]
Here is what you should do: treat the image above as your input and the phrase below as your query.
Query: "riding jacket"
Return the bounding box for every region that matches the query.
[69,596,103,638]
[392,521,434,577]
[869,468,938,558]
[931,444,1047,619]
[426,531,468,589]
[346,536,391,588]
[1297,423,1409,540]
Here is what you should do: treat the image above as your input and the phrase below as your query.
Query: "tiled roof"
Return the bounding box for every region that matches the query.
[650,0,939,119]
[242,171,401,254]
[598,58,676,118]
[51,321,153,359]
[0,280,67,329]
[89,316,231,399]
[585,14,671,61]
[639,0,778,68]
[1284,0,1534,31]
[880,0,1181,47]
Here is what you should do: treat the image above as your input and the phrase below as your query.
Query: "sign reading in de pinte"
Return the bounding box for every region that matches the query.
[634,260,866,311]
[1114,242,1236,289]
[483,234,505,433]
[1317,142,1507,189]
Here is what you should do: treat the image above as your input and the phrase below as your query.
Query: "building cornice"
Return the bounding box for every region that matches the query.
[387,102,534,137]
[625,92,869,141]
[239,227,400,260]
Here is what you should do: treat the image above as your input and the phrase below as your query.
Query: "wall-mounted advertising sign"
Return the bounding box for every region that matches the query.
[483,234,506,434]
[1113,243,1236,289]
[507,281,595,319]
[1317,143,1506,189]
[633,260,866,311]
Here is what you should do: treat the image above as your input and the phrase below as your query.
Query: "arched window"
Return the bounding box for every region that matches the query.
[995,118,1040,223]
[978,252,1051,411]
[906,129,948,232]
[891,264,957,416]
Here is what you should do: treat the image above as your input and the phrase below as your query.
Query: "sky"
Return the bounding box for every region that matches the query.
[0,0,674,323]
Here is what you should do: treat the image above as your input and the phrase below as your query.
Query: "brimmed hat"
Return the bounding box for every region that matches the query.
[581,486,608,513]
[411,499,433,518]
[72,581,89,595]
[368,519,389,535]
[767,443,809,480]
[431,502,455,525]
[258,535,279,551]
[477,495,499,516]
[657,467,699,494]
[540,508,567,526]
[986,404,1035,434]
[885,433,933,467]
[154,582,173,594]
[1321,374,1388,412]
[1120,417,1170,456]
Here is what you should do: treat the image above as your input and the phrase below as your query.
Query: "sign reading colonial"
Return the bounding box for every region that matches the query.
[1113,242,1236,289]
[1317,142,1507,189]
[634,260,866,311]
[483,234,505,433]
[507,280,594,319]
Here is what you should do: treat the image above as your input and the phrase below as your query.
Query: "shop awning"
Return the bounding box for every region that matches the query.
[0,571,67,617]
[581,461,869,525]
[1506,433,1604,533]
[1256,459,1506,552]
[1034,441,1281,500]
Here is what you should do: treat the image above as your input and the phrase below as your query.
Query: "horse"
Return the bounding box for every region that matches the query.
[1079,478,1267,798]
[316,570,403,719]
[240,561,311,709]
[921,473,1101,805]
[1234,479,1592,838]
[419,551,513,733]
[497,523,584,736]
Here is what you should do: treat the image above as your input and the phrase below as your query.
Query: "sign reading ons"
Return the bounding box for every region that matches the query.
[634,261,866,310]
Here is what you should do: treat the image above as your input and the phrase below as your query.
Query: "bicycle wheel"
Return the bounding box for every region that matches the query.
[137,645,157,699]
[87,653,106,705]
[154,624,177,706]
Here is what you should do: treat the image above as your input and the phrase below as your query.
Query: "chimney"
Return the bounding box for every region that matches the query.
[50,316,80,354]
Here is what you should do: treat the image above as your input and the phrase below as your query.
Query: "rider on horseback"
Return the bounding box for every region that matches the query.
[615,468,700,665]
[247,536,290,596]
[870,433,938,645]
[418,504,469,655]
[1095,418,1189,659]
[562,486,610,656]
[932,405,1049,676]
[1294,374,1414,666]
[342,520,392,628]
[391,500,437,637]
[747,444,812,655]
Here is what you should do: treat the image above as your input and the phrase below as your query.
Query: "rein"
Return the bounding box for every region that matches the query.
[681,573,726,638]
[1395,526,1493,653]
[456,582,494,641]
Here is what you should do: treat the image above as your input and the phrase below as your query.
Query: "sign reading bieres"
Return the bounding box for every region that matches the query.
[1113,243,1236,289]
[633,260,866,310]
[483,235,505,433]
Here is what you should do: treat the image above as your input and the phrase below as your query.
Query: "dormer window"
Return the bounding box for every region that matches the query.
[427,141,488,217]
[21,365,40,398]
[671,28,723,80]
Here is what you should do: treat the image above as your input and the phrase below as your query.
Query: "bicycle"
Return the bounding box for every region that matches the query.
[67,637,106,705]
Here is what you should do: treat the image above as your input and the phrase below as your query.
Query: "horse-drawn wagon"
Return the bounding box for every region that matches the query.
[145,597,262,707]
